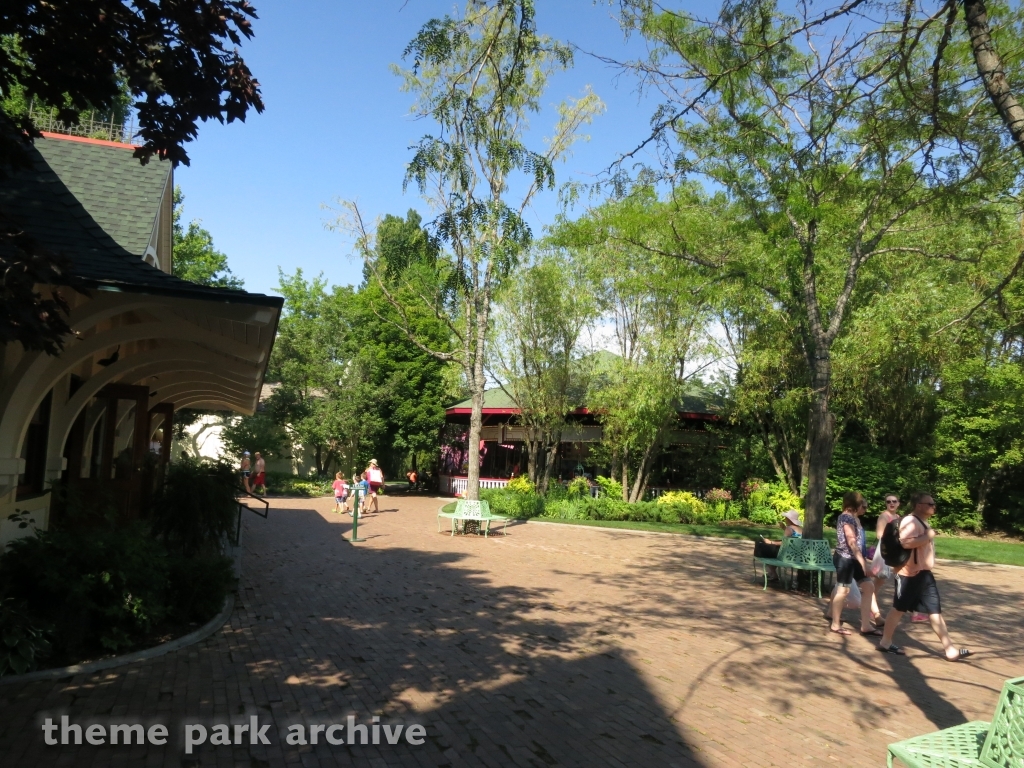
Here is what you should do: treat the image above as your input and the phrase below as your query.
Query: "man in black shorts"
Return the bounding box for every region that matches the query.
[878,492,972,661]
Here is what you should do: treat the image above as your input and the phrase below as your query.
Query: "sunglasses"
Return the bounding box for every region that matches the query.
[885,499,900,504]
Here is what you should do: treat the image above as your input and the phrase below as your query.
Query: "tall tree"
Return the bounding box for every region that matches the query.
[610,0,1020,537]
[492,250,597,492]
[339,0,602,500]
[553,191,715,502]
[172,187,244,289]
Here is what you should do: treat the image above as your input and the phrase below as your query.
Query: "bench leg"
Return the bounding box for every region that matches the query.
[483,520,490,538]
[761,563,768,591]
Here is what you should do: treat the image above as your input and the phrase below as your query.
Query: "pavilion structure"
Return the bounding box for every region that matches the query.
[0,131,282,543]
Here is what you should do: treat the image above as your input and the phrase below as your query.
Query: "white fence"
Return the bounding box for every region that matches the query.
[439,475,511,496]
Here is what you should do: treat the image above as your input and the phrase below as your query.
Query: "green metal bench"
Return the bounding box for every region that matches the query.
[436,500,511,537]
[887,675,1023,768]
[753,538,836,598]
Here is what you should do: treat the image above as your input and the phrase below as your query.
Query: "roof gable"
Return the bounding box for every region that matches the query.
[34,133,169,257]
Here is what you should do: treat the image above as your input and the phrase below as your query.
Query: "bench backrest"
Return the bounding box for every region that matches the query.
[777,538,833,566]
[455,500,489,518]
[981,675,1024,768]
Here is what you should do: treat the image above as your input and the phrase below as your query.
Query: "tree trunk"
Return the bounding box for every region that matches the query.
[609,449,620,488]
[802,355,835,540]
[629,441,656,503]
[525,435,540,486]
[466,384,484,500]
[621,449,629,501]
[541,433,559,495]
[964,0,1024,156]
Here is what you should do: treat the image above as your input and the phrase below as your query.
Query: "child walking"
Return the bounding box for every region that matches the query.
[332,472,349,515]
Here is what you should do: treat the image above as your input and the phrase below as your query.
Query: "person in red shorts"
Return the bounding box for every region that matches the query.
[365,458,384,513]
[252,451,267,495]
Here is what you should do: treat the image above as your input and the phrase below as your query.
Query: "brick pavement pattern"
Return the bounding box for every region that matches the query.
[0,495,1021,767]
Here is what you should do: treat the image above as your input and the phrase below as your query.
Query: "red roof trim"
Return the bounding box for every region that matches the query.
[40,131,139,150]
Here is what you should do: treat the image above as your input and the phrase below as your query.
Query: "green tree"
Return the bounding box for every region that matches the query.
[171,187,243,289]
[609,0,1021,537]
[492,250,597,492]
[554,192,715,502]
[338,0,602,500]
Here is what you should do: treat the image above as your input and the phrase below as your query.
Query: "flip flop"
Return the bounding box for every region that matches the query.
[860,628,884,637]
[877,644,906,655]
[829,626,852,636]
[945,649,973,662]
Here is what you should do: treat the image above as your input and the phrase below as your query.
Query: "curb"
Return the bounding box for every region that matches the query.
[0,592,236,686]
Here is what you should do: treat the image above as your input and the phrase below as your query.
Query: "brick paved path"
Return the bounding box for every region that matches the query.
[1,495,1021,767]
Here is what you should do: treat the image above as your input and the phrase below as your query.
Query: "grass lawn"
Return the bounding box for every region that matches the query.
[438,503,1024,567]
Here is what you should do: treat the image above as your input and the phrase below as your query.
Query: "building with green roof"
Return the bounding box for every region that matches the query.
[0,131,282,536]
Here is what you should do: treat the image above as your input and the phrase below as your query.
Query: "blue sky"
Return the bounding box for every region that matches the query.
[173,1,664,296]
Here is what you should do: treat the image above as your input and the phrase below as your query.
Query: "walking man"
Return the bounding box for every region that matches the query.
[253,451,267,495]
[240,451,252,493]
[878,492,972,660]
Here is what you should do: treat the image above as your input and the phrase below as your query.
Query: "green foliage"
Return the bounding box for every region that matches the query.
[542,496,732,525]
[594,475,623,499]
[566,476,591,500]
[171,188,243,289]
[166,552,234,625]
[0,523,170,660]
[219,412,288,463]
[262,472,333,497]
[657,490,706,514]
[480,487,544,518]
[749,506,783,526]
[0,598,50,676]
[826,442,923,515]
[505,475,534,494]
[151,457,238,557]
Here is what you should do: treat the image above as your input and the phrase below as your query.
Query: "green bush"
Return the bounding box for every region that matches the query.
[262,471,333,497]
[750,506,782,525]
[480,488,544,518]
[152,457,238,556]
[505,475,534,494]
[595,475,624,499]
[0,524,170,661]
[0,598,50,676]
[166,552,235,625]
[566,476,592,500]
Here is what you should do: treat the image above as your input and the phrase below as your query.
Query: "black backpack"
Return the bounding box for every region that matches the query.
[880,518,912,568]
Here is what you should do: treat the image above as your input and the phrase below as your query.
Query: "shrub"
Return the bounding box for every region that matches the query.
[595,475,624,499]
[262,472,333,497]
[750,506,782,526]
[705,488,733,504]
[480,488,544,518]
[0,524,170,661]
[765,481,802,516]
[566,476,592,500]
[151,457,238,556]
[505,475,534,494]
[166,552,235,625]
[0,598,50,676]
[657,491,707,516]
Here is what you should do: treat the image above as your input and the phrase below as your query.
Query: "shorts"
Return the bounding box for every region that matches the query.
[253,472,266,486]
[833,552,868,586]
[368,482,382,494]
[893,570,941,615]
[335,496,345,504]
[241,470,251,477]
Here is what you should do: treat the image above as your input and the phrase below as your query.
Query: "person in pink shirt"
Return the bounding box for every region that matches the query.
[878,492,972,661]
[332,472,349,515]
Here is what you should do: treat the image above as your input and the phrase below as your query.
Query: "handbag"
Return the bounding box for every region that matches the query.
[754,540,781,559]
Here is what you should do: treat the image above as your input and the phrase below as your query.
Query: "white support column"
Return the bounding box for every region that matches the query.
[44,374,71,484]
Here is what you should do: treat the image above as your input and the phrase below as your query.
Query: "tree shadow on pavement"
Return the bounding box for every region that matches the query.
[0,504,707,768]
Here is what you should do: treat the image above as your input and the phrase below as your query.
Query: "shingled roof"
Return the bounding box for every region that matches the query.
[0,133,280,307]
